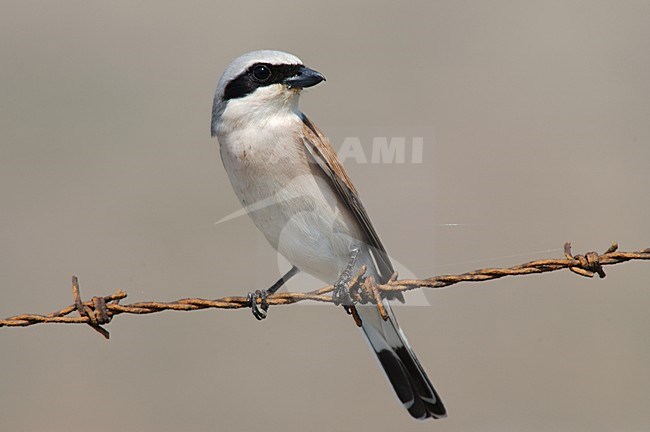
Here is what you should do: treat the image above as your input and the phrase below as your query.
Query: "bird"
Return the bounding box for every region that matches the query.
[211,50,446,420]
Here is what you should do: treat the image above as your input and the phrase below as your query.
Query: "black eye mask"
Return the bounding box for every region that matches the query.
[223,63,303,101]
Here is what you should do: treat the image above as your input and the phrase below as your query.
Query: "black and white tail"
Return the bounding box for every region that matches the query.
[356,301,446,420]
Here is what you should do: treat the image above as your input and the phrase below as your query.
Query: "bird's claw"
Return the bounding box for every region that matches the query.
[247,290,269,320]
[333,247,360,308]
[332,275,356,307]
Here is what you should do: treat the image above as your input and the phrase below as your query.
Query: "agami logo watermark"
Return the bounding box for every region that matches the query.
[338,137,424,164]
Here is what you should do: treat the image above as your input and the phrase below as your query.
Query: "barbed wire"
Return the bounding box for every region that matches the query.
[1,242,648,338]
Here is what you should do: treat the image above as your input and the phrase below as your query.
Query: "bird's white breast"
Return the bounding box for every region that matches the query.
[217,111,360,283]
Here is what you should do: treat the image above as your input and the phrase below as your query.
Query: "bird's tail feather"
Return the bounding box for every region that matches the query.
[357,301,446,420]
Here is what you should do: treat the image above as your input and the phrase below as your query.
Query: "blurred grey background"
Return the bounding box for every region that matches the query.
[1,1,649,431]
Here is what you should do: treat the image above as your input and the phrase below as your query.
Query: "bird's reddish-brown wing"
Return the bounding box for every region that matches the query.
[301,115,399,291]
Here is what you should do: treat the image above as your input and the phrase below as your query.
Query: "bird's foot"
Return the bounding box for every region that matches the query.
[245,266,300,321]
[332,247,361,307]
[332,276,356,307]
[247,289,269,320]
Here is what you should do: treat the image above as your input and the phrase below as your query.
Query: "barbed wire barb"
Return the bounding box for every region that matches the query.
[1,242,649,338]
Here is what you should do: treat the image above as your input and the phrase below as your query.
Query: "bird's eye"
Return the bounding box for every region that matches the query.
[252,65,272,81]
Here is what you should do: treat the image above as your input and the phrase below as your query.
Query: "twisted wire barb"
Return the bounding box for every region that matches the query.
[1,242,648,338]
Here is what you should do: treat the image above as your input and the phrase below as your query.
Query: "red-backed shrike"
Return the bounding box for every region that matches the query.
[211,50,445,420]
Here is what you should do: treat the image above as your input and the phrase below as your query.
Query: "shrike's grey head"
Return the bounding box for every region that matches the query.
[211,50,325,136]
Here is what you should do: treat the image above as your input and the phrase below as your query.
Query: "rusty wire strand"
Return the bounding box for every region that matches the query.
[1,242,648,338]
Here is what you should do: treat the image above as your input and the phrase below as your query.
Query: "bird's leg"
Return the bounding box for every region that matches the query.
[332,247,361,307]
[247,266,299,320]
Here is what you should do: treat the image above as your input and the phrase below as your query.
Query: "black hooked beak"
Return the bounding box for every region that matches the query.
[284,66,326,89]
